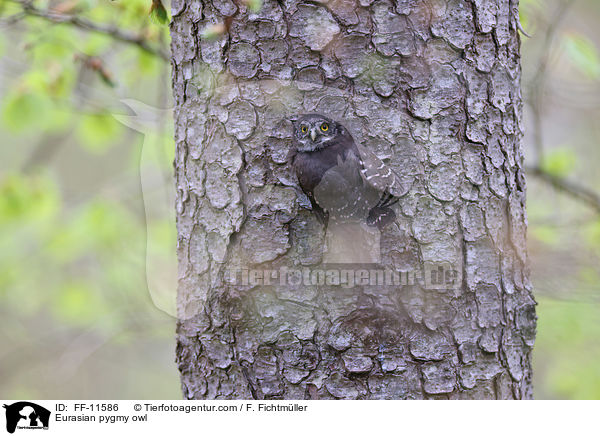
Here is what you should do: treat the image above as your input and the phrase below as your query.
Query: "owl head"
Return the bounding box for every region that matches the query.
[292,114,343,152]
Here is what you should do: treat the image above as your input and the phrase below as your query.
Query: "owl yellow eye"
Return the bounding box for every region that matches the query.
[321,123,329,132]
[301,125,307,133]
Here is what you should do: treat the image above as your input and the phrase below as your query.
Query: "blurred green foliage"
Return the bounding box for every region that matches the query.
[1,0,600,400]
[562,33,600,80]
[535,297,600,399]
[541,148,577,177]
[520,0,600,399]
[0,0,178,398]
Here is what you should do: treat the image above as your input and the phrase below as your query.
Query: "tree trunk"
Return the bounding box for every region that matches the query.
[170,0,536,399]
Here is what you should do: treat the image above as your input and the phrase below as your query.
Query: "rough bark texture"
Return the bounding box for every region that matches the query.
[171,0,536,399]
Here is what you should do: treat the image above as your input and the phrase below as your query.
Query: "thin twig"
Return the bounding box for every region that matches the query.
[525,165,600,214]
[10,0,169,60]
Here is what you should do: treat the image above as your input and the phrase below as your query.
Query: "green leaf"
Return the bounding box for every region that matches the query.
[76,112,124,153]
[0,174,60,225]
[149,0,169,25]
[541,148,577,177]
[1,91,52,133]
[563,33,600,80]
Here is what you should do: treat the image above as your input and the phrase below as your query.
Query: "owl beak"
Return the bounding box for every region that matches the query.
[310,129,317,141]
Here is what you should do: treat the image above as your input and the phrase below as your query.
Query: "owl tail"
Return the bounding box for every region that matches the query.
[367,206,396,230]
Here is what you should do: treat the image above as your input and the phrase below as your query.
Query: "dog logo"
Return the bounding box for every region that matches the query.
[3,402,50,433]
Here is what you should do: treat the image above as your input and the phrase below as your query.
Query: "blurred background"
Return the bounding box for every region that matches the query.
[0,0,599,399]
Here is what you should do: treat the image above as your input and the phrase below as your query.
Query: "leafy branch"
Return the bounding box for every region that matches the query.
[7,0,169,60]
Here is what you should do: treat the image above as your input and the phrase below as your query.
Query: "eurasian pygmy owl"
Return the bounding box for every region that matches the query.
[289,114,403,230]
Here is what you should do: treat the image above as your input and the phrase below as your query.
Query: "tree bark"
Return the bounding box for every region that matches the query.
[171,0,536,399]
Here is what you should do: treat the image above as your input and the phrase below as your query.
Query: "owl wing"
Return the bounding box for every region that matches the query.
[354,142,409,199]
[313,152,380,221]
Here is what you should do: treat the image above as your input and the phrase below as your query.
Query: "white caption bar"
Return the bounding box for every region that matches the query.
[0,400,596,436]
